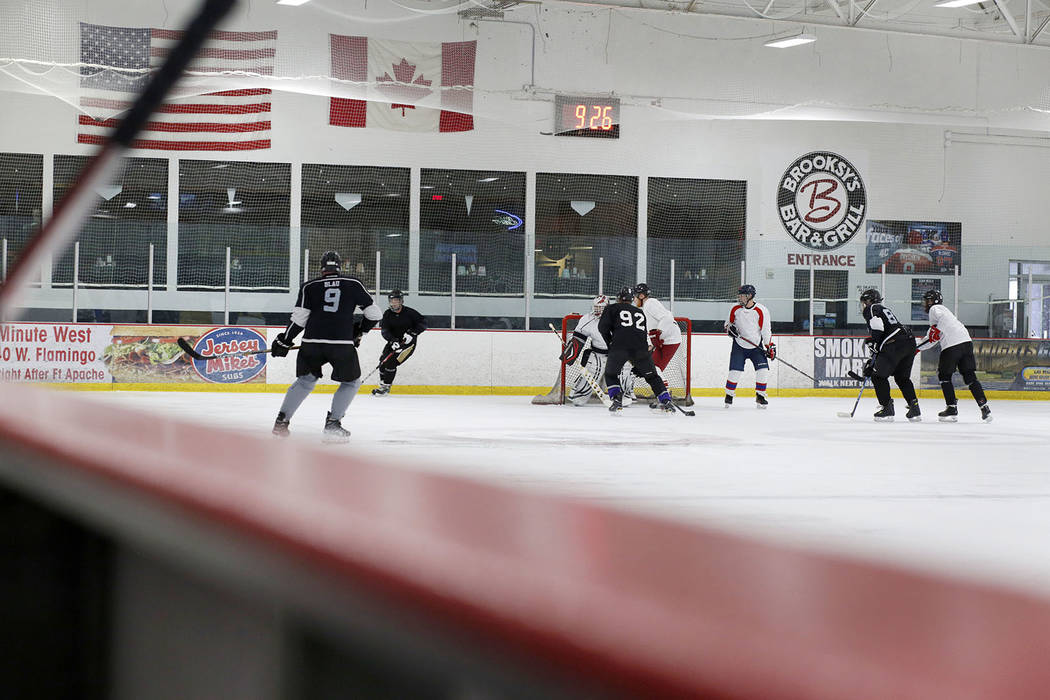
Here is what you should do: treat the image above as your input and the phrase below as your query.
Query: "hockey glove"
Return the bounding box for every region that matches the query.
[403,332,417,347]
[765,342,777,361]
[271,334,293,358]
[352,321,363,347]
[648,329,663,349]
[726,323,740,339]
[863,357,875,377]
[390,341,402,352]
[928,326,942,342]
[560,337,584,364]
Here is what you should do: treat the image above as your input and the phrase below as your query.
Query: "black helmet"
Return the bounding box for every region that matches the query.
[738,284,756,299]
[616,285,634,303]
[388,288,404,301]
[633,282,651,298]
[320,250,342,275]
[859,289,883,305]
[922,289,943,308]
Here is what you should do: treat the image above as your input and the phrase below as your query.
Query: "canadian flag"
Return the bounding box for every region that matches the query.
[329,35,475,132]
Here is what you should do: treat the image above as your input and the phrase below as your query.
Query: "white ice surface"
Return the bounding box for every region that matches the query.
[80,390,1050,597]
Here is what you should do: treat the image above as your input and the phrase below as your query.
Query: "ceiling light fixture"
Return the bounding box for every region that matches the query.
[933,0,983,7]
[275,0,312,6]
[764,33,817,48]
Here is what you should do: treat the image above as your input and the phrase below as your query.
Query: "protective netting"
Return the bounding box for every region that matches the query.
[301,163,409,296]
[533,314,692,405]
[177,159,289,291]
[534,173,637,299]
[419,168,525,297]
[51,155,168,290]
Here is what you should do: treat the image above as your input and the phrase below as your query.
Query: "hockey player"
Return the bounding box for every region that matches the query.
[271,250,382,442]
[723,284,777,409]
[916,289,991,423]
[560,295,610,406]
[859,289,921,422]
[632,283,682,371]
[598,286,674,414]
[372,289,427,397]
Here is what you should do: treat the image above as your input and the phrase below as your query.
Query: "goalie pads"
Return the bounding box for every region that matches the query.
[568,350,605,406]
[560,336,584,364]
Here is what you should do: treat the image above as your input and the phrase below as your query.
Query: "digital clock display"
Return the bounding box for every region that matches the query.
[554,95,620,138]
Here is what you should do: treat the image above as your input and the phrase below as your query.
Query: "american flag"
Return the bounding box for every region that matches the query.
[78,23,276,151]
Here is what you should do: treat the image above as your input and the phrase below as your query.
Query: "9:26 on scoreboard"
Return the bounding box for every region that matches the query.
[554,95,620,138]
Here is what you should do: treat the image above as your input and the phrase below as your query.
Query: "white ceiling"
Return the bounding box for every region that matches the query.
[464,0,1050,47]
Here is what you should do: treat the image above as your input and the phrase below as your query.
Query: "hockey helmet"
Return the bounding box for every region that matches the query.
[859,289,883,306]
[616,285,634,303]
[922,289,943,310]
[319,250,342,275]
[633,282,651,299]
[388,288,404,301]
[388,288,404,310]
[592,294,608,316]
[737,284,756,300]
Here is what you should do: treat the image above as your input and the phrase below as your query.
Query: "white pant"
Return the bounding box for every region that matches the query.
[568,351,606,406]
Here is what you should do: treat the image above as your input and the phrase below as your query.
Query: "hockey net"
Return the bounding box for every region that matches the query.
[533,314,692,406]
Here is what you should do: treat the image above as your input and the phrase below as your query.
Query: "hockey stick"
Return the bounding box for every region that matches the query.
[547,323,612,407]
[361,350,398,385]
[177,336,298,361]
[837,373,870,418]
[0,0,238,322]
[733,332,818,383]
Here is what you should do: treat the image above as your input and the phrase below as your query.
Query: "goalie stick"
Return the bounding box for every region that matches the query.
[547,323,612,408]
[177,336,296,361]
[837,371,869,419]
[730,330,818,383]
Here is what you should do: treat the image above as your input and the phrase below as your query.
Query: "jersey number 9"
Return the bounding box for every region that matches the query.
[323,288,341,312]
[619,309,644,329]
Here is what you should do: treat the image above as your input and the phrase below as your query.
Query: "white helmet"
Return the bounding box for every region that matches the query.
[592,295,608,316]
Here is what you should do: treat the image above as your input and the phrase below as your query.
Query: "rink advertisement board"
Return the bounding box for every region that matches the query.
[0,324,268,385]
[812,337,870,388]
[921,338,1050,391]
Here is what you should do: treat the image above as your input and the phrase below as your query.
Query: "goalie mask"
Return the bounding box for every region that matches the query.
[592,295,608,316]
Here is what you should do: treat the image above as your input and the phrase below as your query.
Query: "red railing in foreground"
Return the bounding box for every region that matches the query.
[0,382,1048,699]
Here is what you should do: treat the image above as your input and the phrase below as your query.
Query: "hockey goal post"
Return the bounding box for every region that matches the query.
[533,314,693,406]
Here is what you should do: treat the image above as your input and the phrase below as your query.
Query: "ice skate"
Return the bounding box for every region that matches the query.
[322,412,351,443]
[905,400,921,423]
[272,412,290,438]
[937,405,958,423]
[755,394,768,409]
[873,402,895,422]
[980,404,993,423]
[371,383,391,397]
[723,394,733,408]
[609,394,623,414]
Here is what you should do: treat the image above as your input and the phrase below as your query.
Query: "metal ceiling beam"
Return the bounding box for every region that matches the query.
[825,0,846,21]
[1034,14,1050,41]
[851,0,879,26]
[991,0,1023,38]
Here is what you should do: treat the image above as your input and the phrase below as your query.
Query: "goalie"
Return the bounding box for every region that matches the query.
[372,289,427,397]
[560,295,610,405]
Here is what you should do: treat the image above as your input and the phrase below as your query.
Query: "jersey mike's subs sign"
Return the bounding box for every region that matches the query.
[0,324,268,385]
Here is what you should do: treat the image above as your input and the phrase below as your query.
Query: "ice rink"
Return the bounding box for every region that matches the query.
[84,389,1050,597]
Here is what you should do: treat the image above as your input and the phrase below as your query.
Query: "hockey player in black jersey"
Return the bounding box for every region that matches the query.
[860,289,921,422]
[271,251,383,442]
[598,286,674,414]
[372,289,427,397]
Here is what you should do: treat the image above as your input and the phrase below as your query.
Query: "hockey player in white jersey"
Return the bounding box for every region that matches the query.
[560,295,611,406]
[632,283,683,370]
[723,284,776,408]
[916,289,992,423]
